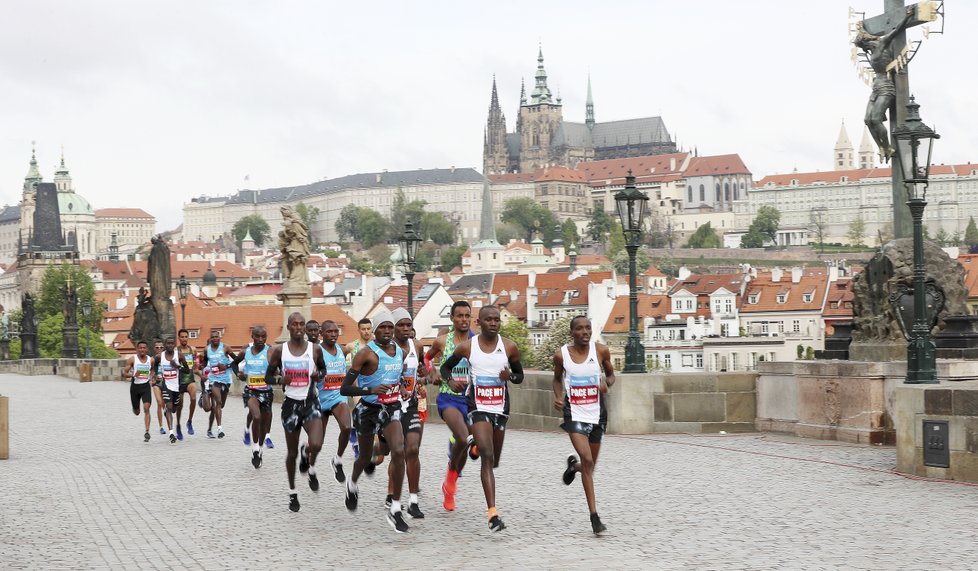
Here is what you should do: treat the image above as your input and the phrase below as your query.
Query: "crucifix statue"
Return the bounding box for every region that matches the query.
[854,0,940,239]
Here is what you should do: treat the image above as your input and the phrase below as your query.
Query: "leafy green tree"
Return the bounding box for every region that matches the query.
[231,214,271,247]
[561,218,580,247]
[810,208,828,254]
[686,222,720,249]
[420,211,456,245]
[612,248,652,276]
[608,221,626,258]
[496,223,522,245]
[740,230,766,249]
[388,191,428,241]
[500,318,535,368]
[966,217,978,247]
[585,205,614,241]
[500,197,560,246]
[295,202,321,247]
[533,315,575,370]
[36,265,116,358]
[750,206,780,244]
[847,217,866,247]
[358,208,389,248]
[439,245,468,271]
[935,228,950,247]
[336,204,363,242]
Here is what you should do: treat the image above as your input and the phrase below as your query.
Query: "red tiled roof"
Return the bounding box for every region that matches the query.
[958,254,978,299]
[683,154,751,177]
[95,208,155,219]
[369,282,433,313]
[822,279,854,318]
[603,294,669,333]
[489,172,536,184]
[579,153,689,184]
[740,272,828,313]
[669,273,744,296]
[535,166,587,182]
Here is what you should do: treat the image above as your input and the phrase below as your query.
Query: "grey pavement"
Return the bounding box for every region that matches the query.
[1,375,977,570]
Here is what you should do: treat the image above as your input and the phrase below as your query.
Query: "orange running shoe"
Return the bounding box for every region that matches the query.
[442,479,456,511]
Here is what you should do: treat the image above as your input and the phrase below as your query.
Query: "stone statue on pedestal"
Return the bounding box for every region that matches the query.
[128,236,176,346]
[275,206,312,342]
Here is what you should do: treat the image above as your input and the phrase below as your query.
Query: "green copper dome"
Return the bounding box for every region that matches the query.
[58,192,93,215]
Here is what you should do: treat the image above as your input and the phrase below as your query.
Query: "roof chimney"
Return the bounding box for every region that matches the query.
[670,157,676,171]
[375,173,382,183]
[791,267,802,283]
[771,267,783,283]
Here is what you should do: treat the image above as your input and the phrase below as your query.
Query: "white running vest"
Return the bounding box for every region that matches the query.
[132,354,152,384]
[282,341,316,401]
[400,340,419,412]
[468,336,509,415]
[561,342,602,424]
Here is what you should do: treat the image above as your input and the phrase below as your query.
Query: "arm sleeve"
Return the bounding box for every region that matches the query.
[439,353,463,382]
[340,370,372,397]
[508,359,524,384]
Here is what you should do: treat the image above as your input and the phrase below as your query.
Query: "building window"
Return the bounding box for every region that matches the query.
[724,299,733,313]
[792,320,801,333]
[663,354,672,369]
[188,330,199,339]
[688,186,693,202]
[696,354,703,369]
[761,322,769,334]
[776,293,786,304]
[748,294,759,304]
[699,184,705,202]
[803,293,813,303]
[731,353,739,371]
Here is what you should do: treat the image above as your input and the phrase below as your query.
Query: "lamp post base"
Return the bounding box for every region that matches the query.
[623,334,646,374]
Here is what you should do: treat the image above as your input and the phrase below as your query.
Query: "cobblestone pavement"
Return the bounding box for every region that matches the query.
[1,375,977,570]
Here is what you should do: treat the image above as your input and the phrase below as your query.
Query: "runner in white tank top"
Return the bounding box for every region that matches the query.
[263,312,327,513]
[551,315,616,536]
[124,340,154,442]
[439,305,524,534]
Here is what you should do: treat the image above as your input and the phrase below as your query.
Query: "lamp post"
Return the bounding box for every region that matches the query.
[176,274,190,330]
[614,171,649,373]
[398,222,422,318]
[891,96,940,384]
[81,300,92,359]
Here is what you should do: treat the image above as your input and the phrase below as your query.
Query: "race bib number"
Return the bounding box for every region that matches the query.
[568,375,599,406]
[283,364,309,389]
[403,375,416,394]
[322,374,344,392]
[247,375,267,389]
[134,365,150,381]
[162,369,179,382]
[474,375,504,406]
[377,383,400,405]
[210,365,224,376]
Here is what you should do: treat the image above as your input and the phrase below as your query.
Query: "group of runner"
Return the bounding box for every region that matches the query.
[123,301,615,535]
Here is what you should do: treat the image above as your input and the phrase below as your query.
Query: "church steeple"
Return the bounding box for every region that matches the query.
[529,46,555,105]
[478,176,498,244]
[54,146,73,192]
[834,120,854,171]
[24,142,42,189]
[858,125,876,170]
[585,74,595,129]
[483,76,509,175]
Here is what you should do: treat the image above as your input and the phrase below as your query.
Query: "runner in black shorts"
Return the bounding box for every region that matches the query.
[152,337,187,445]
[123,341,154,442]
[175,329,197,438]
[440,306,524,533]
[264,313,327,512]
[231,326,273,468]
[386,308,427,519]
[552,316,615,535]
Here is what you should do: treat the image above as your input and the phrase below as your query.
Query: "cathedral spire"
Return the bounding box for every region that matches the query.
[834,119,854,171]
[490,75,500,110]
[25,141,42,183]
[585,74,595,128]
[530,45,554,105]
[478,176,498,244]
[519,77,526,105]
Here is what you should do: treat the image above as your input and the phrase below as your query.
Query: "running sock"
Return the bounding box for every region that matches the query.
[308,466,316,476]
[487,506,498,521]
[334,454,342,465]
[217,425,223,432]
[390,500,401,514]
[252,443,260,452]
[466,435,474,446]
[410,493,419,505]
[447,468,459,483]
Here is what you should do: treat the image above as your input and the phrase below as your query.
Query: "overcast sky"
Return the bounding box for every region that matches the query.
[1,1,973,231]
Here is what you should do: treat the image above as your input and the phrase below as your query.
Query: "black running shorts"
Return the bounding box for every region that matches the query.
[245,389,274,412]
[353,401,401,436]
[468,410,508,431]
[400,404,422,434]
[281,397,321,432]
[130,382,151,410]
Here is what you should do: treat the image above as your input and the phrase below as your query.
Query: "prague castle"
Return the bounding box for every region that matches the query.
[483,48,676,174]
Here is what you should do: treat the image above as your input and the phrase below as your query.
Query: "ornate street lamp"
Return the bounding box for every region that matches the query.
[398,222,422,318]
[891,96,940,384]
[614,171,649,373]
[81,300,92,359]
[176,273,190,330]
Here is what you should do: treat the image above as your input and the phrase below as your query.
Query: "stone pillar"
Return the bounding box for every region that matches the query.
[0,395,8,459]
[62,325,80,358]
[276,289,312,343]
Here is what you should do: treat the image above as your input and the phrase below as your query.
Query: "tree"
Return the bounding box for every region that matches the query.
[740,230,766,249]
[878,221,894,246]
[294,202,321,245]
[367,244,393,268]
[809,208,828,254]
[336,204,362,242]
[419,211,456,245]
[36,264,116,358]
[231,214,271,247]
[686,222,720,249]
[966,217,978,247]
[585,205,614,241]
[358,208,389,248]
[608,221,626,258]
[847,217,866,247]
[645,210,675,249]
[499,318,535,368]
[500,197,559,246]
[533,315,575,370]
[612,248,652,276]
[750,206,780,244]
[439,244,468,271]
[496,223,522,245]
[388,191,427,241]
[561,218,580,247]
[935,228,950,247]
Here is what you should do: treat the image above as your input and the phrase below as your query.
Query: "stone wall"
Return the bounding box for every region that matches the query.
[756,360,978,445]
[894,381,978,484]
[450,370,758,434]
[0,359,127,381]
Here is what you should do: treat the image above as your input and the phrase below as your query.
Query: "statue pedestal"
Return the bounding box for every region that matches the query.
[62,325,80,359]
[276,289,311,343]
[20,332,38,359]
